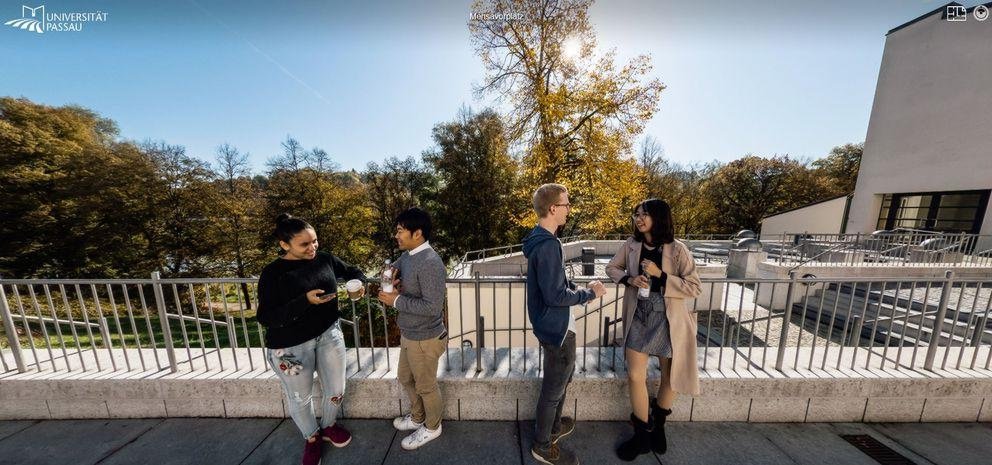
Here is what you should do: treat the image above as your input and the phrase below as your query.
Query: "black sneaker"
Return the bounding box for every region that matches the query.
[551,416,575,444]
[531,443,579,465]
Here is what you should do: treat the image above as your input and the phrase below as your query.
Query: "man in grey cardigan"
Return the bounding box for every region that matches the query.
[377,207,448,451]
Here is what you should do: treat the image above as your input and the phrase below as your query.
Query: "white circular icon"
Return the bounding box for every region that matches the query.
[976,5,990,21]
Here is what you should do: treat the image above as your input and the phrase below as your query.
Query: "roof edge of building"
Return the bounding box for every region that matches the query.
[886,2,959,36]
[761,193,852,221]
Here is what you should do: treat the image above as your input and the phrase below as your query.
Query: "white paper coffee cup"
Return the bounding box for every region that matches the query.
[346,279,363,300]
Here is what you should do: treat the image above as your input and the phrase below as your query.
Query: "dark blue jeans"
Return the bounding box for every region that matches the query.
[534,331,576,448]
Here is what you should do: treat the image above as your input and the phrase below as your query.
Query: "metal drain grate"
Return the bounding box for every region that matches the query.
[840,435,916,465]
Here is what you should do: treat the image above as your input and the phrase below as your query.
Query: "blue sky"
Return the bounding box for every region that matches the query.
[0,0,955,173]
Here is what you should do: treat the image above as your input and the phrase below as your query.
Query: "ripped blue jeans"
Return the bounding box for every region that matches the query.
[267,321,347,439]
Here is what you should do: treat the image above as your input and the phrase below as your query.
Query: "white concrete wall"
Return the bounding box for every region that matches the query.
[846,11,992,235]
[760,197,849,240]
[446,265,728,348]
[4,347,991,422]
[753,260,992,310]
[458,240,624,277]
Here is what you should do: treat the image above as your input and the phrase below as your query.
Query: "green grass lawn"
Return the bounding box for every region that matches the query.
[2,289,398,353]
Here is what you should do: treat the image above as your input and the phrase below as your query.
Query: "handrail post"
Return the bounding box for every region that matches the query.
[600,316,612,373]
[0,281,28,373]
[774,271,798,371]
[924,270,954,371]
[848,315,863,345]
[474,272,482,373]
[779,232,785,264]
[152,272,179,373]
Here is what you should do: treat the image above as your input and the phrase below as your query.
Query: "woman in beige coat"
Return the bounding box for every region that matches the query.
[606,199,701,461]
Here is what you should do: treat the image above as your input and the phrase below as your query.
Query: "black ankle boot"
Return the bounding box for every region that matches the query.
[650,403,672,454]
[616,413,654,461]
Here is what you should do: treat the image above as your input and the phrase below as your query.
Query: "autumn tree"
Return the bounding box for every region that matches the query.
[639,137,720,235]
[469,0,658,235]
[812,142,862,196]
[264,136,375,268]
[211,144,268,305]
[0,98,160,277]
[702,155,830,233]
[361,156,438,263]
[424,108,523,259]
[140,141,222,276]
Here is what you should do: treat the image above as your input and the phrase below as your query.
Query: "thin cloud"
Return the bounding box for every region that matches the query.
[186,0,332,106]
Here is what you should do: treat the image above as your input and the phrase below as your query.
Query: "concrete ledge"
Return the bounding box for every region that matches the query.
[691,397,751,421]
[340,397,399,419]
[222,397,283,418]
[748,398,809,422]
[805,397,867,422]
[0,400,51,420]
[107,399,169,419]
[864,397,926,422]
[2,348,991,422]
[979,399,992,422]
[47,399,110,419]
[920,397,984,422]
[458,398,516,420]
[164,398,225,418]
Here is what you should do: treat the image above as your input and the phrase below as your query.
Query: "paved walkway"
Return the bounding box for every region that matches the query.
[1,418,990,465]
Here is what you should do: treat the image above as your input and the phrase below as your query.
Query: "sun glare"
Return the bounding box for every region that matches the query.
[562,36,582,61]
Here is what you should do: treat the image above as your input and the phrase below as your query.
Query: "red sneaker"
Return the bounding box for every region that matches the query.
[302,436,322,465]
[322,423,352,448]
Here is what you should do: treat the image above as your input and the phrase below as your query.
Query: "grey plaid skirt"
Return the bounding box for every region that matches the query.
[625,291,673,357]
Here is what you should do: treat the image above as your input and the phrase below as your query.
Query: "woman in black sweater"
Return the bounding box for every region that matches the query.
[257,214,367,465]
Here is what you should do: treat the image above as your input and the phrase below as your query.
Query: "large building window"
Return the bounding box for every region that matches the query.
[876,190,990,233]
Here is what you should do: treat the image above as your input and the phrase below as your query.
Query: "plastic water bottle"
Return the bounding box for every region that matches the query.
[381,259,394,293]
[637,263,650,299]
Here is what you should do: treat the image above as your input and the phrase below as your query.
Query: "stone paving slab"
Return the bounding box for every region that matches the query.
[749,423,879,465]
[828,423,936,464]
[0,419,161,465]
[96,418,278,465]
[867,422,992,465]
[240,419,396,465]
[518,419,662,465]
[382,420,520,465]
[2,419,992,465]
[661,423,800,465]
[0,420,35,441]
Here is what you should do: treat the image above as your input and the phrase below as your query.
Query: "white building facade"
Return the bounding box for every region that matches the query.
[845,3,992,236]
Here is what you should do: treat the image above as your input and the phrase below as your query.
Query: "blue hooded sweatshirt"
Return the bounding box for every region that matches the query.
[522,225,595,346]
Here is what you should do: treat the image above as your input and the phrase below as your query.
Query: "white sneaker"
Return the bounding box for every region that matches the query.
[400,424,442,450]
[393,414,423,431]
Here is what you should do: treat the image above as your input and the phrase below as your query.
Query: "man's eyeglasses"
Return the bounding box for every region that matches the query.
[553,203,571,209]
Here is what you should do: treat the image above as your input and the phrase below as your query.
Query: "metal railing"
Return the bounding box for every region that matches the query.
[457,235,620,263]
[453,235,732,279]
[771,231,992,268]
[457,234,736,264]
[2,272,990,376]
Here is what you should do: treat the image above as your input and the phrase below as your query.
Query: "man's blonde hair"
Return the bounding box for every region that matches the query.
[533,183,568,218]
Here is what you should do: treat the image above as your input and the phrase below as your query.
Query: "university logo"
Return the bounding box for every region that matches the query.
[3,4,107,34]
[4,5,45,34]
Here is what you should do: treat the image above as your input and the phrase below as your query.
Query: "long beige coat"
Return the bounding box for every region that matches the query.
[605,238,702,396]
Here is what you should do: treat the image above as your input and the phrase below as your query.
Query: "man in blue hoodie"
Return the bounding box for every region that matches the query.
[522,183,606,465]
